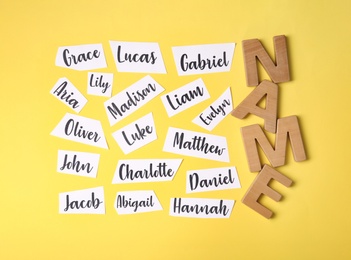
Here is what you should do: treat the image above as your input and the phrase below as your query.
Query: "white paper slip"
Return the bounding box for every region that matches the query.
[186,166,241,193]
[161,78,210,117]
[115,190,162,214]
[87,72,113,97]
[172,43,235,75]
[163,127,229,162]
[57,150,100,178]
[112,159,182,184]
[51,113,108,149]
[170,198,235,218]
[112,113,157,154]
[104,75,164,126]
[110,41,166,73]
[55,43,107,71]
[50,77,87,113]
[59,186,105,214]
[193,87,233,131]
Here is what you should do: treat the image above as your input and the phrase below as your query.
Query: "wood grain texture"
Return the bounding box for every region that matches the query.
[241,115,307,172]
[242,164,293,219]
[243,35,290,86]
[231,80,278,133]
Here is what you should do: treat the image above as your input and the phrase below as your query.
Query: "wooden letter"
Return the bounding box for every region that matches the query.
[241,115,307,172]
[242,164,293,219]
[231,80,278,133]
[243,35,290,86]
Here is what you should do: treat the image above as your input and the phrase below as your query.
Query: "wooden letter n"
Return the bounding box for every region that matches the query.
[243,35,290,86]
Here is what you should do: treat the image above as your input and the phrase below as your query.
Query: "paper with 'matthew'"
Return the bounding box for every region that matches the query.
[186,166,241,194]
[51,113,108,149]
[57,150,100,178]
[161,78,210,117]
[114,190,162,214]
[59,186,105,214]
[112,159,182,184]
[55,44,107,71]
[172,43,236,76]
[109,41,166,73]
[104,75,164,126]
[170,198,235,218]
[163,127,229,162]
[50,77,87,113]
[192,87,233,131]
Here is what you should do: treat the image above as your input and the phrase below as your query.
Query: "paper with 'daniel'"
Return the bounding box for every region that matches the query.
[186,166,241,194]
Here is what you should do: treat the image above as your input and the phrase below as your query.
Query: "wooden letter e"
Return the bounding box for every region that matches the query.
[242,164,293,219]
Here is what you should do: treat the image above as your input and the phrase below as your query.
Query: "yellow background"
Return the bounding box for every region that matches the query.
[1,0,350,259]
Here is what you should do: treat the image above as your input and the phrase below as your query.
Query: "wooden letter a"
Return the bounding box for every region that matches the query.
[243,35,290,86]
[242,164,293,219]
[231,80,278,133]
[241,115,307,172]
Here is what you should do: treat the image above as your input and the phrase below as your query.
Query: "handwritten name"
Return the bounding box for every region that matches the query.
[51,113,108,149]
[63,49,100,67]
[63,192,103,212]
[117,45,157,64]
[165,86,204,111]
[50,77,87,113]
[189,169,235,191]
[161,78,209,117]
[116,195,155,213]
[60,154,93,174]
[105,76,164,126]
[193,87,233,131]
[180,52,229,72]
[170,198,234,218]
[173,132,225,156]
[64,119,101,143]
[122,123,153,146]
[163,127,229,162]
[114,191,162,214]
[112,159,182,184]
[199,100,231,125]
[107,84,156,120]
[56,44,106,71]
[89,73,110,94]
[112,113,157,154]
[52,81,79,109]
[118,162,174,181]
[172,43,235,75]
[109,41,166,73]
